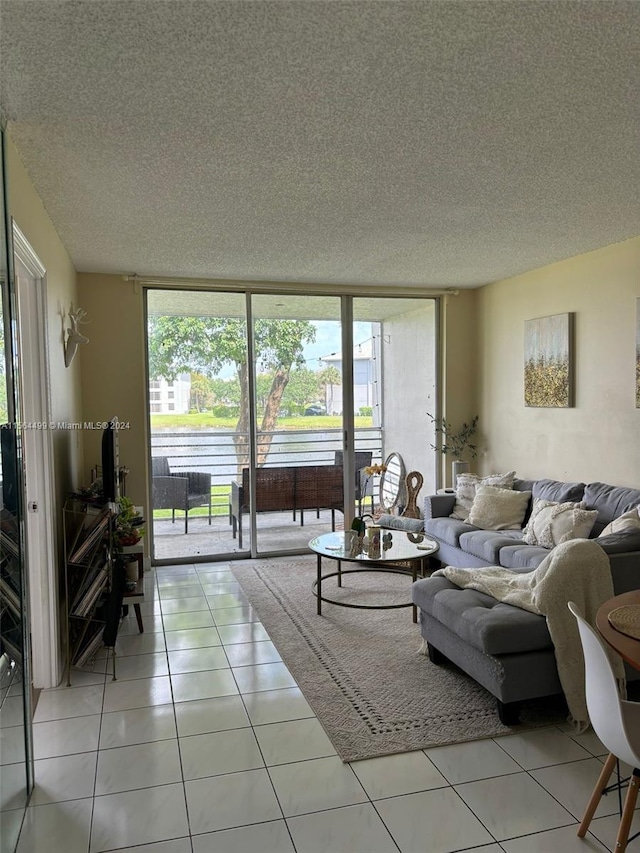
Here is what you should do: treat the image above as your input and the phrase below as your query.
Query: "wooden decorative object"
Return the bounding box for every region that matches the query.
[403,471,423,518]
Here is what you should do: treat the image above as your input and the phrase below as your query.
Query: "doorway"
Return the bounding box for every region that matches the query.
[12,223,60,689]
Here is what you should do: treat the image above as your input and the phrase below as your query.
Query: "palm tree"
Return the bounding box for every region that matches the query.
[318,365,341,414]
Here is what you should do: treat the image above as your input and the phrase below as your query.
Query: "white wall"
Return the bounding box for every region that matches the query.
[476,236,640,487]
[382,301,438,491]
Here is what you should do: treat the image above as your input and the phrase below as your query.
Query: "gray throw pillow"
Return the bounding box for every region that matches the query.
[377,514,424,533]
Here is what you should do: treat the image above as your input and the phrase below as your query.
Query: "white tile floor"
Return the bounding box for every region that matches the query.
[5,561,640,853]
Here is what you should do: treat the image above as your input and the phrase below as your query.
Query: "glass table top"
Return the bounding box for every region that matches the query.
[309,530,438,563]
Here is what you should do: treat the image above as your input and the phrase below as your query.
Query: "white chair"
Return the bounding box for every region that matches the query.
[568,601,640,851]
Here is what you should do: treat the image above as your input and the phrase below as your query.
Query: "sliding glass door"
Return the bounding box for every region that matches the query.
[146,288,436,562]
[147,290,250,562]
[249,294,343,555]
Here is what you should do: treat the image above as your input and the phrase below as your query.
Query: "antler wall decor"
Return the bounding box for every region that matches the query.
[64,307,90,367]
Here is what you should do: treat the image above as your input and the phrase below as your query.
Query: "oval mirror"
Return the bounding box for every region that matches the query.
[379,452,406,511]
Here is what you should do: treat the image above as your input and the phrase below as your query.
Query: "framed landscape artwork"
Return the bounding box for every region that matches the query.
[636,298,640,408]
[524,312,574,407]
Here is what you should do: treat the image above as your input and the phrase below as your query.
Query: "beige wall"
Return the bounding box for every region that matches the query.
[476,236,640,487]
[439,289,480,487]
[7,136,83,497]
[77,274,148,512]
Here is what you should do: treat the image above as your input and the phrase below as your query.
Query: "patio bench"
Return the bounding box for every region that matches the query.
[230,465,344,549]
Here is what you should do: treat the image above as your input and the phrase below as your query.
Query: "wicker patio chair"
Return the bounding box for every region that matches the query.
[334,450,373,514]
[151,456,212,534]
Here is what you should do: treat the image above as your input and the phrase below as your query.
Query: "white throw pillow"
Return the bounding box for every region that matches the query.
[450,471,516,520]
[467,484,532,531]
[598,506,640,537]
[523,498,598,548]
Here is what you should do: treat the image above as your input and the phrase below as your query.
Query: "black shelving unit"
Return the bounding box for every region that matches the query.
[63,499,123,684]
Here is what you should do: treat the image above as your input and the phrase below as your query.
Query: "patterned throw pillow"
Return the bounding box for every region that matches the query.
[450,471,516,520]
[467,484,532,531]
[598,506,640,537]
[522,498,598,548]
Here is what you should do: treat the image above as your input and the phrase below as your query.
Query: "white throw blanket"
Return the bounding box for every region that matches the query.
[433,538,625,730]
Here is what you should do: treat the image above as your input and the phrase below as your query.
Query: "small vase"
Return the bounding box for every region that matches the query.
[452,460,470,488]
[124,560,139,583]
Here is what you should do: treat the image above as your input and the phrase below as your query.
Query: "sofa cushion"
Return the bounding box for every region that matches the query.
[498,543,553,570]
[599,506,640,537]
[583,482,640,536]
[532,478,586,503]
[451,471,516,520]
[467,485,532,530]
[459,529,526,564]
[424,517,475,547]
[412,576,552,655]
[522,498,598,548]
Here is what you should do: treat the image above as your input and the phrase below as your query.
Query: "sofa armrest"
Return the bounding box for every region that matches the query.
[424,494,456,519]
[596,530,640,554]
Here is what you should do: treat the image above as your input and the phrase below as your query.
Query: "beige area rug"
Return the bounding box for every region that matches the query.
[231,557,567,762]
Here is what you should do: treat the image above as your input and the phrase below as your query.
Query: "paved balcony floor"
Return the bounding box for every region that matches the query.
[151,509,344,561]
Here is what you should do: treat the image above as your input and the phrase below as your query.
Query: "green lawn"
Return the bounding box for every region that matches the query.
[153,484,231,520]
[151,413,373,430]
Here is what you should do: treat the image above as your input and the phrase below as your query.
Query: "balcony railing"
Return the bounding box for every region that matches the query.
[150,427,383,519]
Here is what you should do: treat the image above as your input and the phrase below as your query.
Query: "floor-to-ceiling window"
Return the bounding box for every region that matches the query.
[145,288,436,563]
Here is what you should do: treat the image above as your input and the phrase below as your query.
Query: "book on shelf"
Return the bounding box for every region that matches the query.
[70,566,109,618]
[69,556,106,607]
[68,510,110,565]
[71,622,105,668]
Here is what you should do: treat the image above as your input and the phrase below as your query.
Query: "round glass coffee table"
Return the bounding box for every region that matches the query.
[309,530,439,623]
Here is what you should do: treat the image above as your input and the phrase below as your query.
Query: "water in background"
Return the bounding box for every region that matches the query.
[151,428,381,484]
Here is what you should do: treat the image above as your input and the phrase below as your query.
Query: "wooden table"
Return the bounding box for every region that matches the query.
[596,590,640,670]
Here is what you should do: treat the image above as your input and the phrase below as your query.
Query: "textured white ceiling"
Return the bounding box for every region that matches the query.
[1,0,639,288]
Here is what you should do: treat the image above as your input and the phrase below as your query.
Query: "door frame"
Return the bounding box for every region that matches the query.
[12,221,60,688]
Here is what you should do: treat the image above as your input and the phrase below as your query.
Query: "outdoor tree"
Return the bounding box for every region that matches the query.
[255,373,277,412]
[280,367,322,414]
[147,316,316,467]
[209,376,241,410]
[189,372,214,413]
[318,365,341,414]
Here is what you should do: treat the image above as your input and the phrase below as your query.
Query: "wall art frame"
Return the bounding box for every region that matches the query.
[524,312,574,408]
[636,298,640,409]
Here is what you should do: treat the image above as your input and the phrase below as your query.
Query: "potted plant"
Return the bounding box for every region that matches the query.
[113,496,145,589]
[113,496,145,548]
[426,412,479,486]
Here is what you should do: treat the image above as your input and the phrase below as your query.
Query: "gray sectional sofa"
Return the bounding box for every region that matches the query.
[411,478,640,724]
